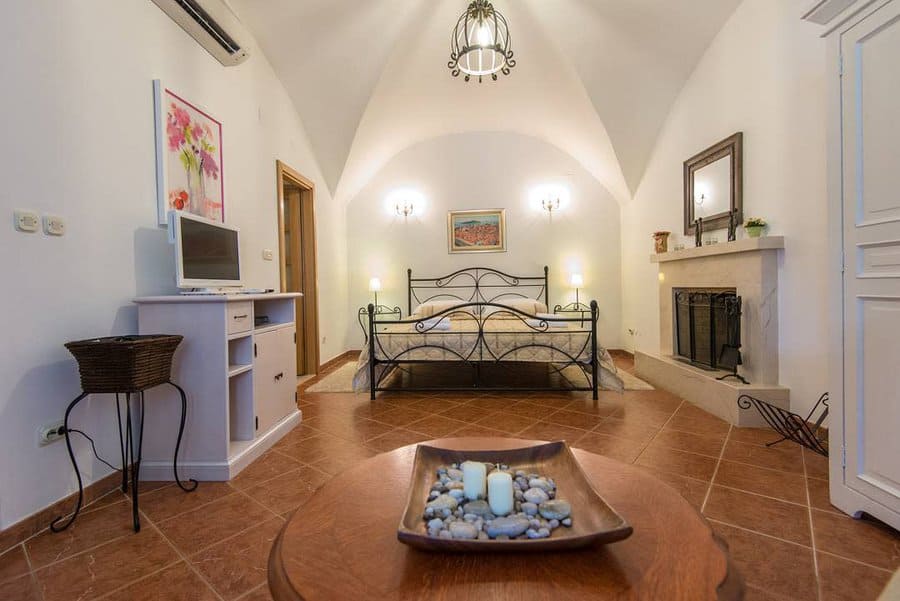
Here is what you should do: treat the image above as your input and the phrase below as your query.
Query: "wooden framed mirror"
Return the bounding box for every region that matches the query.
[684,132,743,235]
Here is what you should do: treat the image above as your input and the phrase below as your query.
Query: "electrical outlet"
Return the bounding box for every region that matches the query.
[14,210,40,233]
[39,420,65,446]
[262,249,274,261]
[628,328,637,337]
[43,215,65,236]
[321,336,326,345]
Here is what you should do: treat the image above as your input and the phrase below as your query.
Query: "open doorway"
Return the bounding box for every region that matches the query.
[276,160,319,377]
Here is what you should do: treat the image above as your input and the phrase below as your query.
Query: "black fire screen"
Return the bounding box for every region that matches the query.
[673,289,742,371]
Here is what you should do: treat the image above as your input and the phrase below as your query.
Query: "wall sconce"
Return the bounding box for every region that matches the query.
[542,196,560,221]
[395,201,414,219]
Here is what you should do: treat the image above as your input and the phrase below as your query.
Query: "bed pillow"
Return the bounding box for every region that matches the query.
[412,300,475,319]
[483,298,549,317]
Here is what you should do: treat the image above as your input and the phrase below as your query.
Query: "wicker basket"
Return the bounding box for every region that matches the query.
[64,335,183,393]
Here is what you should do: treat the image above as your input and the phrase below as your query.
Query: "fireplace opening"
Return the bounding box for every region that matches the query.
[673,288,743,377]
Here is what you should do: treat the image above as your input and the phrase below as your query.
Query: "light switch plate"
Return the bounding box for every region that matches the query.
[262,249,274,261]
[14,210,40,233]
[43,215,65,236]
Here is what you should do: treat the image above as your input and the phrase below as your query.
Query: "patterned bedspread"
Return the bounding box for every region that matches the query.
[352,318,623,393]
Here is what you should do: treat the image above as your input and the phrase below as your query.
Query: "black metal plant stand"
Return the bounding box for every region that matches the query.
[51,335,198,533]
[736,392,829,456]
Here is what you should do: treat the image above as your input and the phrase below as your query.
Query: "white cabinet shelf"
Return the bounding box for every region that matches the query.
[134,293,302,481]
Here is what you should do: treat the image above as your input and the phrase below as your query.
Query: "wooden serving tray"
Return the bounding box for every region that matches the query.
[397,440,633,552]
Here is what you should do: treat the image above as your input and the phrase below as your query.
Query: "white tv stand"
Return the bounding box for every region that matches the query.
[134,292,302,481]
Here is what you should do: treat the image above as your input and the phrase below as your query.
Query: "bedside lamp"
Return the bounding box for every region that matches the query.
[570,273,584,307]
[369,277,382,307]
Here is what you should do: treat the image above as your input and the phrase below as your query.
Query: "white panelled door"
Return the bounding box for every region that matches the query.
[834,0,900,528]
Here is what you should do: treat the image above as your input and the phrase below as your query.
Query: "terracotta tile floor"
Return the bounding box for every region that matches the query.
[1,357,898,600]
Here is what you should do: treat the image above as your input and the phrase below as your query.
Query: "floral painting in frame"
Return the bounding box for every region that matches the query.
[154,80,224,224]
[447,209,507,253]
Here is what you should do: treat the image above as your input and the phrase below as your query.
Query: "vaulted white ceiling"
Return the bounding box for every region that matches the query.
[231,0,741,202]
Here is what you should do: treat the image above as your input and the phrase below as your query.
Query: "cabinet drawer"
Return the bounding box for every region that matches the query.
[227,302,253,335]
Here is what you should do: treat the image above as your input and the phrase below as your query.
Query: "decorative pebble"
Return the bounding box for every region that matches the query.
[523,487,550,505]
[427,494,459,511]
[463,500,491,516]
[538,500,571,520]
[529,518,541,529]
[477,531,489,540]
[449,521,479,539]
[485,516,530,538]
[537,527,551,538]
[427,518,444,530]
[448,469,463,481]
[439,530,453,539]
[431,481,444,491]
[428,490,440,500]
[514,490,524,501]
[448,489,466,501]
[446,480,465,490]
[515,470,527,478]
[528,477,553,492]
[562,518,572,527]
[549,519,560,529]
[521,502,538,516]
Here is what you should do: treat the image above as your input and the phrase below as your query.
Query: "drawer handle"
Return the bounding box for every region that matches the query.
[274,372,284,381]
[233,314,248,320]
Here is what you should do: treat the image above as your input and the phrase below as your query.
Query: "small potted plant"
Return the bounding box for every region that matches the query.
[652,231,671,253]
[743,217,767,238]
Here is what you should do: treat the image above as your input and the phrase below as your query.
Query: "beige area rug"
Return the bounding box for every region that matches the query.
[304,361,654,394]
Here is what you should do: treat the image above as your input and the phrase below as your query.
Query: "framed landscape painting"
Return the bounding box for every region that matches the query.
[153,80,224,224]
[448,209,507,253]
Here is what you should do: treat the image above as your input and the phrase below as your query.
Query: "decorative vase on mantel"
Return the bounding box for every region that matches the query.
[652,231,671,254]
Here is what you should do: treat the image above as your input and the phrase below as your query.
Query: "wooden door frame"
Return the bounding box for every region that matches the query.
[276,160,319,375]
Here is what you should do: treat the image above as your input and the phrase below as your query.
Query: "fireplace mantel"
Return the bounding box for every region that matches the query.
[651,236,784,263]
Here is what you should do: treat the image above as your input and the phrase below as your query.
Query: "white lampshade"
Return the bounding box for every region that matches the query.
[570,273,584,288]
[368,277,382,292]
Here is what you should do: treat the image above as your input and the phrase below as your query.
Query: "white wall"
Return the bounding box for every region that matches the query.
[346,132,623,350]
[0,1,348,529]
[621,0,828,414]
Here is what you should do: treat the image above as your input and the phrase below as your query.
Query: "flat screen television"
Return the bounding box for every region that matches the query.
[169,211,242,289]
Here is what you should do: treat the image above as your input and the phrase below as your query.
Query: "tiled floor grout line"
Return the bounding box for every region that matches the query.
[137,511,227,601]
[816,549,895,573]
[705,517,815,550]
[234,581,270,600]
[633,399,686,462]
[700,424,733,514]
[235,487,290,522]
[90,556,184,601]
[803,447,823,601]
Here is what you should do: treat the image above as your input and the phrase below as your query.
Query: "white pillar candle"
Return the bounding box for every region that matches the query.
[461,460,487,501]
[487,471,514,516]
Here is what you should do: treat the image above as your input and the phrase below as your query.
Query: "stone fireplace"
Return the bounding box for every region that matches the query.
[635,237,789,426]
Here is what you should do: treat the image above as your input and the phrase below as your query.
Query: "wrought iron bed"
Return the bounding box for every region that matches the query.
[363,266,604,400]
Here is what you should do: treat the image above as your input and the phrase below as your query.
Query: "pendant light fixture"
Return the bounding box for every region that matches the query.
[448,0,516,83]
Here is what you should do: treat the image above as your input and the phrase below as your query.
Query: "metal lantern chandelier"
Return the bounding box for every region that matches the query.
[448,0,516,83]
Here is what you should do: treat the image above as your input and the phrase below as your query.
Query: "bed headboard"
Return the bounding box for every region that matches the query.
[407,266,549,315]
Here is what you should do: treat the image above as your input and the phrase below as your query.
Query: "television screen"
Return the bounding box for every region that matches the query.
[180,217,240,282]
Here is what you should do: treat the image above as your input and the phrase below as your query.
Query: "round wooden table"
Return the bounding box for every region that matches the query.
[268,438,742,600]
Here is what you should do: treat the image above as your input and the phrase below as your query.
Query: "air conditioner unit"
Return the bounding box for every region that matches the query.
[152,0,250,66]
